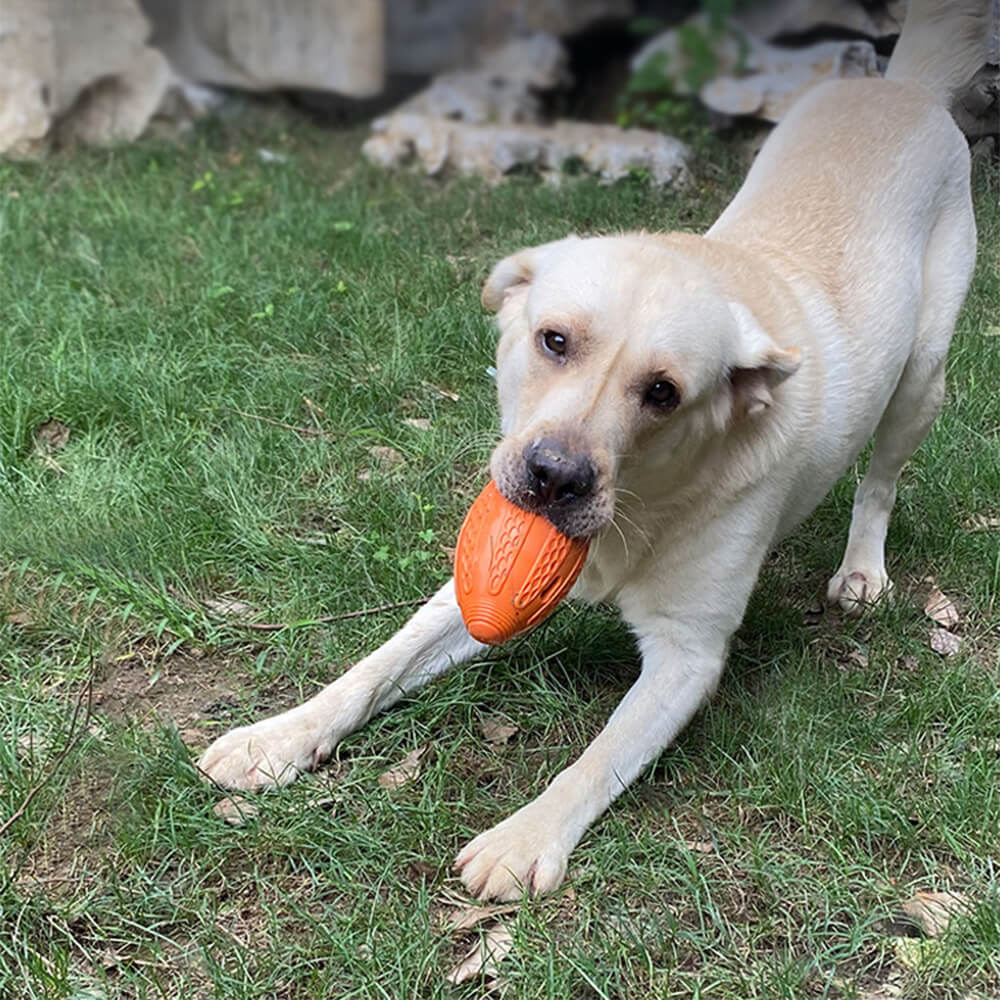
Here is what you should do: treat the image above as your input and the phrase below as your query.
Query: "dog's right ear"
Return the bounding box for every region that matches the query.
[481,237,579,312]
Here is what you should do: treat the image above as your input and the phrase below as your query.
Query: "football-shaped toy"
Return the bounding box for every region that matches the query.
[454,480,589,645]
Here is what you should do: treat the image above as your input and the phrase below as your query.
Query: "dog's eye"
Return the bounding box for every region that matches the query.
[539,329,568,359]
[644,379,680,412]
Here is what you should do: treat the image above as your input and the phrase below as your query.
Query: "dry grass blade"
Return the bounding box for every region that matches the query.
[445,922,514,985]
[241,595,430,631]
[222,406,334,439]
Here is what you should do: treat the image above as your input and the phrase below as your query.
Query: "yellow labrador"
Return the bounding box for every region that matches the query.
[200,0,987,901]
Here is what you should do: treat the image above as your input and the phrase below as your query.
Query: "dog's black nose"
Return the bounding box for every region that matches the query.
[524,438,596,506]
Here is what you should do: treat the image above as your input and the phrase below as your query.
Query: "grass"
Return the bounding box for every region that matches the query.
[0,107,998,999]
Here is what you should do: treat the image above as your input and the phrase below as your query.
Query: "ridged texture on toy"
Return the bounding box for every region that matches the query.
[454,480,589,645]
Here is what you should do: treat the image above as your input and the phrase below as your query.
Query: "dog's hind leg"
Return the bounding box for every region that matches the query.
[198,579,484,789]
[827,194,976,614]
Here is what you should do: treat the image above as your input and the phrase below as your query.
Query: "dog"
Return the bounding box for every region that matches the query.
[199,0,987,901]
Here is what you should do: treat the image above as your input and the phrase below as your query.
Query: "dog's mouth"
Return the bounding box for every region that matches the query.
[490,436,614,539]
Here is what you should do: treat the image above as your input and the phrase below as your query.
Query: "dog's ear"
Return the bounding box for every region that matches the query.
[728,302,801,418]
[481,237,579,312]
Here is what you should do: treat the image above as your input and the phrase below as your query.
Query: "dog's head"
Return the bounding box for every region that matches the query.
[483,234,801,538]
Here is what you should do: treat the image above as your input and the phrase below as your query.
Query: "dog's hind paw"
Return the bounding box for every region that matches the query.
[197,714,330,790]
[826,567,894,616]
[455,805,571,901]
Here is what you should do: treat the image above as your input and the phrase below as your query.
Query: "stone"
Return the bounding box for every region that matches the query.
[140,0,385,95]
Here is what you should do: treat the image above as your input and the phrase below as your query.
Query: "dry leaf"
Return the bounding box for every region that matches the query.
[367,445,406,468]
[962,513,1000,532]
[34,419,70,453]
[5,610,32,626]
[901,890,970,938]
[847,648,869,668]
[377,745,427,790]
[443,902,520,932]
[445,922,514,985]
[213,795,259,826]
[204,597,253,618]
[480,718,519,746]
[404,418,432,432]
[684,839,715,854]
[923,588,960,630]
[929,628,961,658]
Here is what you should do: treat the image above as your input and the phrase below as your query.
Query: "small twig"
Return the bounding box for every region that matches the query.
[0,664,95,839]
[221,406,334,440]
[242,596,431,632]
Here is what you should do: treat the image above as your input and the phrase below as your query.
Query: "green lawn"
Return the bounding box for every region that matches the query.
[0,111,998,999]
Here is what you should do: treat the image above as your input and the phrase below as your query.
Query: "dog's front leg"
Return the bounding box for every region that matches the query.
[456,620,727,901]
[199,579,484,789]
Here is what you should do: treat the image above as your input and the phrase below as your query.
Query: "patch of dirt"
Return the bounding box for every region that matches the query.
[92,645,252,750]
[15,751,117,895]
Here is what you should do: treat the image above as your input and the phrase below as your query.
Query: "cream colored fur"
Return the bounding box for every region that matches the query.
[198,2,986,901]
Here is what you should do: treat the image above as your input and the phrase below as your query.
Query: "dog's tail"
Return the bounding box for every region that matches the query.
[885,0,992,103]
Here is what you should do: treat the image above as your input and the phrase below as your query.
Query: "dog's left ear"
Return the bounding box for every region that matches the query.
[728,302,801,417]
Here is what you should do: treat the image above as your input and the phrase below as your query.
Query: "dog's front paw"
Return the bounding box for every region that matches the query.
[198,713,331,790]
[826,567,894,616]
[455,805,571,901]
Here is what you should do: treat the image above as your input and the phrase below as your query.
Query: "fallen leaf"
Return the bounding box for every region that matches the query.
[404,417,432,432]
[213,795,259,826]
[923,588,960,630]
[34,419,70,453]
[445,922,514,985]
[377,745,427,790]
[929,628,961,658]
[443,902,520,933]
[367,445,406,468]
[900,890,970,938]
[962,513,1000,532]
[480,718,519,746]
[203,597,253,618]
[684,839,715,854]
[847,648,869,668]
[5,610,32,626]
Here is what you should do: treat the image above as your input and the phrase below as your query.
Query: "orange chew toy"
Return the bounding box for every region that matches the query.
[454,480,589,645]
